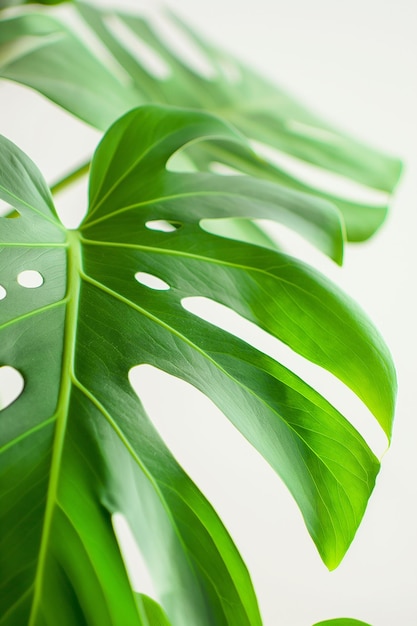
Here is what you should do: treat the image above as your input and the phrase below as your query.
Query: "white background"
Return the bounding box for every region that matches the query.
[0,1,416,624]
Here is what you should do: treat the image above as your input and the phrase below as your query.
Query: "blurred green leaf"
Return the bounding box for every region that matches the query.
[0,12,139,130]
[0,3,402,242]
[0,0,69,8]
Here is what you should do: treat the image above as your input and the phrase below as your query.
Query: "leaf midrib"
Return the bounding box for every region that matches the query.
[87,127,175,219]
[27,231,82,625]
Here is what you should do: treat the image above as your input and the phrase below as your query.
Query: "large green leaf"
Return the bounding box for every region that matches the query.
[0,106,395,624]
[0,3,402,242]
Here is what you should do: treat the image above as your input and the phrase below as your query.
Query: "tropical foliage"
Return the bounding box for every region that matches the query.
[0,2,401,624]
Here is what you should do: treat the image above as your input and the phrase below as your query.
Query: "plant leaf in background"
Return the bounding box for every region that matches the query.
[0,10,139,130]
[0,0,69,9]
[0,2,402,243]
[0,105,396,624]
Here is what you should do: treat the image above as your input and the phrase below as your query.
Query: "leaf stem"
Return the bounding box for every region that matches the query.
[50,160,91,196]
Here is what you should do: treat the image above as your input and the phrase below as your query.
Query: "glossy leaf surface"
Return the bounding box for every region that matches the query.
[0,3,402,242]
[0,106,396,624]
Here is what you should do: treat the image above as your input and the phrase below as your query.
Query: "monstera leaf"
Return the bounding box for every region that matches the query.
[0,2,401,242]
[0,106,395,625]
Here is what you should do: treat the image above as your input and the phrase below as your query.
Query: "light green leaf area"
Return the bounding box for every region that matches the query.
[0,106,395,625]
[313,617,370,626]
[139,595,173,626]
[0,3,402,242]
[0,12,138,131]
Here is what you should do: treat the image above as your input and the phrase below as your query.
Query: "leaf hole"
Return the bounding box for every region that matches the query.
[58,8,133,87]
[112,513,158,598]
[128,364,275,544]
[0,285,6,301]
[134,272,170,291]
[17,270,44,289]
[104,15,171,80]
[0,366,24,412]
[0,198,19,218]
[181,296,388,457]
[166,149,198,173]
[53,168,91,230]
[145,220,181,233]
[149,12,217,79]
[208,161,245,176]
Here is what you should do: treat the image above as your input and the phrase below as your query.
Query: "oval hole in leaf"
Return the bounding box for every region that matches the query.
[181,296,388,457]
[112,513,158,598]
[134,272,170,291]
[145,220,181,233]
[208,161,245,176]
[104,15,171,80]
[0,285,6,300]
[251,140,390,206]
[0,366,24,412]
[17,270,44,288]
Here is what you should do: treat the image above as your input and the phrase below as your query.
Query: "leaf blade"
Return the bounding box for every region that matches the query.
[0,107,397,623]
